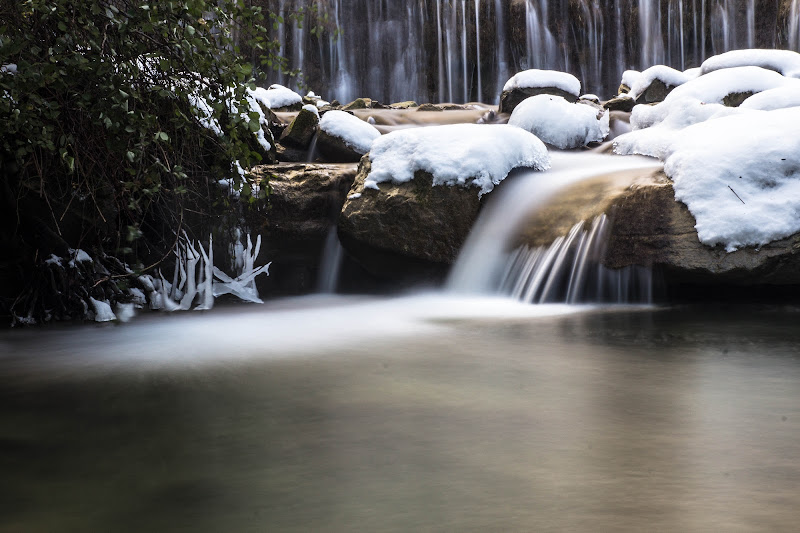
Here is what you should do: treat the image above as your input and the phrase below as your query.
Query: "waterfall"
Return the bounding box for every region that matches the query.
[447,152,662,302]
[499,216,653,304]
[257,0,795,104]
[316,226,344,294]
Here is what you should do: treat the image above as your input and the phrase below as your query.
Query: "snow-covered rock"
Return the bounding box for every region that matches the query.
[739,86,800,111]
[503,69,582,96]
[319,110,380,154]
[500,69,581,113]
[250,84,303,110]
[508,94,609,150]
[628,65,694,102]
[620,69,641,93]
[664,107,800,252]
[366,123,550,197]
[615,66,800,158]
[700,49,800,79]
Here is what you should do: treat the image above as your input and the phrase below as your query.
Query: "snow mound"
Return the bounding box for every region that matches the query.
[700,49,800,79]
[508,94,609,149]
[302,104,320,117]
[367,124,550,197]
[319,110,381,155]
[614,66,800,158]
[664,108,800,251]
[250,84,302,109]
[90,298,117,322]
[628,65,693,100]
[740,86,800,111]
[615,100,739,158]
[503,69,581,97]
[621,70,641,90]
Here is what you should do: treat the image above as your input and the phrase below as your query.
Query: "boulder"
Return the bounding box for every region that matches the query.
[246,163,359,295]
[390,101,419,109]
[250,163,358,244]
[416,103,444,112]
[516,168,800,288]
[338,156,482,278]
[342,98,373,110]
[636,78,677,104]
[499,86,578,114]
[316,129,364,163]
[604,94,636,112]
[279,107,319,149]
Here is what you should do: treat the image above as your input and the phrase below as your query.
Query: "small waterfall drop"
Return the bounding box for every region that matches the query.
[790,0,800,51]
[500,216,653,304]
[316,226,344,294]
[447,152,662,303]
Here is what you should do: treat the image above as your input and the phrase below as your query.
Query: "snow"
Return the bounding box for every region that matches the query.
[366,124,550,197]
[72,249,93,263]
[129,287,147,307]
[700,49,800,79]
[621,70,641,89]
[250,84,302,109]
[503,69,581,97]
[0,64,17,75]
[45,254,62,266]
[508,94,609,149]
[614,66,800,158]
[579,94,600,103]
[90,298,117,322]
[115,303,136,323]
[319,110,381,155]
[302,104,320,117]
[628,65,692,100]
[740,86,800,111]
[663,107,800,251]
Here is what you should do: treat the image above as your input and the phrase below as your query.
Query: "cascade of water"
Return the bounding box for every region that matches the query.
[461,0,469,103]
[790,0,800,51]
[316,226,344,293]
[475,0,482,101]
[447,152,662,297]
[499,216,653,304]
[494,0,508,99]
[262,0,785,105]
[640,0,665,67]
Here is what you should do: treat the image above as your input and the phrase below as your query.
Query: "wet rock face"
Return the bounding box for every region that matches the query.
[338,156,482,278]
[279,107,319,149]
[247,162,359,295]
[499,86,578,114]
[251,163,358,245]
[316,129,364,163]
[605,176,800,286]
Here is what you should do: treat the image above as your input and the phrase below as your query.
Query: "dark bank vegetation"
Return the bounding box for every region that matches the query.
[0,0,307,324]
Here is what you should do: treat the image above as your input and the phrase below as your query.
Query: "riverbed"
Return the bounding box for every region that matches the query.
[2,296,800,532]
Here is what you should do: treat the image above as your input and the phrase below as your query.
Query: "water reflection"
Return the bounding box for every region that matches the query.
[2,299,800,532]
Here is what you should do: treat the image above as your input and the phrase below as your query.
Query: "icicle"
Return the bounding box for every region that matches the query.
[195,234,215,310]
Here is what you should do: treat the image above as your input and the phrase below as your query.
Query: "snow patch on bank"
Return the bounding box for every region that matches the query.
[367,124,550,196]
[508,94,609,149]
[319,110,381,154]
[503,69,581,97]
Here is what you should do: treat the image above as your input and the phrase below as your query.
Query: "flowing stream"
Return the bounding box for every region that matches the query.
[4,148,800,530]
[3,299,800,531]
